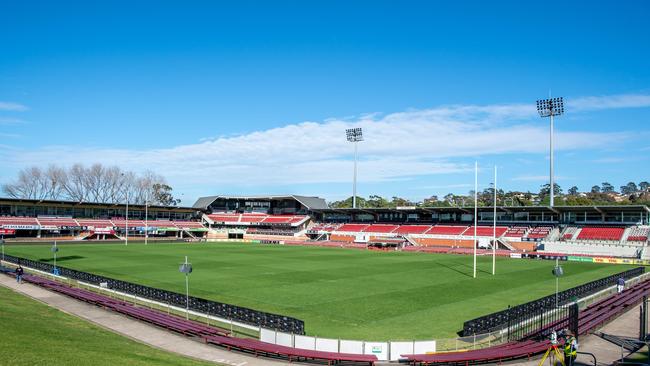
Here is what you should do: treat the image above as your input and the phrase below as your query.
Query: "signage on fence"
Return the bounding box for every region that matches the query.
[567,256,594,262]
[0,229,16,235]
[61,225,84,230]
[93,227,115,235]
[364,342,388,360]
[594,257,623,264]
[1,224,39,230]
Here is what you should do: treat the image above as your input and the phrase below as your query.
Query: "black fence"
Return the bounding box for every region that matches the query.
[462,267,645,336]
[2,254,305,334]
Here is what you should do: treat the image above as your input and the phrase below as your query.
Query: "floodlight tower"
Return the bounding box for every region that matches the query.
[536,97,564,207]
[346,128,363,208]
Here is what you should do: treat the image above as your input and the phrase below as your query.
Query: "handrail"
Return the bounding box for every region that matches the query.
[576,351,596,366]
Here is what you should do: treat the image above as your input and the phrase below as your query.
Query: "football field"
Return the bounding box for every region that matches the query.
[4,242,632,340]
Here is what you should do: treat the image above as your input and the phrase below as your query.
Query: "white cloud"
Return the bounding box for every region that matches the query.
[0,117,27,125]
[567,94,650,111]
[0,133,21,138]
[0,102,28,111]
[2,92,647,192]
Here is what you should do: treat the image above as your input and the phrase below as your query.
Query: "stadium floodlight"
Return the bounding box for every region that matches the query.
[179,256,193,319]
[536,97,564,207]
[345,128,363,208]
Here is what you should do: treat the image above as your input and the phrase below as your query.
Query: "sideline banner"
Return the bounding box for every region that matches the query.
[567,256,593,262]
[593,257,650,265]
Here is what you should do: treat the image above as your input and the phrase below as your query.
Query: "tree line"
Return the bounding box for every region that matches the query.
[2,164,181,206]
[330,180,650,208]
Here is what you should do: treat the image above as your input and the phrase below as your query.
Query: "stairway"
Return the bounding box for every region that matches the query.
[404,235,420,246]
[497,238,516,251]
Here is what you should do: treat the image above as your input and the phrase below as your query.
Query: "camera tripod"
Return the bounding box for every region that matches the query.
[537,344,565,366]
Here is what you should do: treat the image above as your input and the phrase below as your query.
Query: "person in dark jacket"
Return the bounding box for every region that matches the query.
[617,277,625,293]
[15,265,24,283]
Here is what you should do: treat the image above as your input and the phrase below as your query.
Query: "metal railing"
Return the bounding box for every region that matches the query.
[463,267,645,336]
[1,254,305,334]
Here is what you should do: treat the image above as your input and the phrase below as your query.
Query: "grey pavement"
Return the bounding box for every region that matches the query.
[513,302,646,366]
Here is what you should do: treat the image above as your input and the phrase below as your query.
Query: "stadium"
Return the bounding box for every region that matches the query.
[3,2,650,366]
[2,191,650,363]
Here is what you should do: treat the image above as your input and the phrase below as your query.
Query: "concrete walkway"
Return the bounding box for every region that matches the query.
[513,302,646,366]
[0,275,290,366]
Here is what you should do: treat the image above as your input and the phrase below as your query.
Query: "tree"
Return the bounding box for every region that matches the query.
[330,196,366,208]
[601,182,615,193]
[151,183,181,206]
[591,185,601,193]
[539,183,563,197]
[421,195,440,207]
[639,181,650,192]
[620,182,638,195]
[390,196,414,207]
[366,195,389,208]
[568,186,579,196]
[2,164,179,206]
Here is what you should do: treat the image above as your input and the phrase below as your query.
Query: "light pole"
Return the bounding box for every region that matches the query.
[536,97,564,207]
[125,190,129,246]
[552,258,564,308]
[473,161,478,279]
[492,165,497,276]
[51,241,59,274]
[1,235,5,262]
[179,256,193,320]
[121,173,129,246]
[145,196,149,246]
[346,128,363,209]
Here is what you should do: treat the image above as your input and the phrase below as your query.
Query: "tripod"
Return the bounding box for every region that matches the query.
[537,344,565,366]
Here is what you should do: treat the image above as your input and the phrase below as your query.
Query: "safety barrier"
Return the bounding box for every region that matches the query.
[462,267,644,336]
[1,254,304,334]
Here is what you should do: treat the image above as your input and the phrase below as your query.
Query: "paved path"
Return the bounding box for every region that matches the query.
[513,301,645,366]
[0,275,290,366]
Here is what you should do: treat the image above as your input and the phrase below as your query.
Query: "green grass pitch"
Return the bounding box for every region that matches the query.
[0,285,215,366]
[4,242,632,340]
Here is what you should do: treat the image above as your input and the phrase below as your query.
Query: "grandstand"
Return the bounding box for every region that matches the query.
[2,195,650,259]
[303,205,650,257]
[0,198,205,240]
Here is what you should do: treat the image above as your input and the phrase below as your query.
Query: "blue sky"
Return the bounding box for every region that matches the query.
[1,0,649,204]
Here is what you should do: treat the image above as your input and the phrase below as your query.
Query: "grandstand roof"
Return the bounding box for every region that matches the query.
[313,205,650,215]
[192,194,328,210]
[0,197,197,212]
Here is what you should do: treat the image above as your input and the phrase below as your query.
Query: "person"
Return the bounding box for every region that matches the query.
[617,276,625,293]
[15,265,24,284]
[563,330,578,366]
